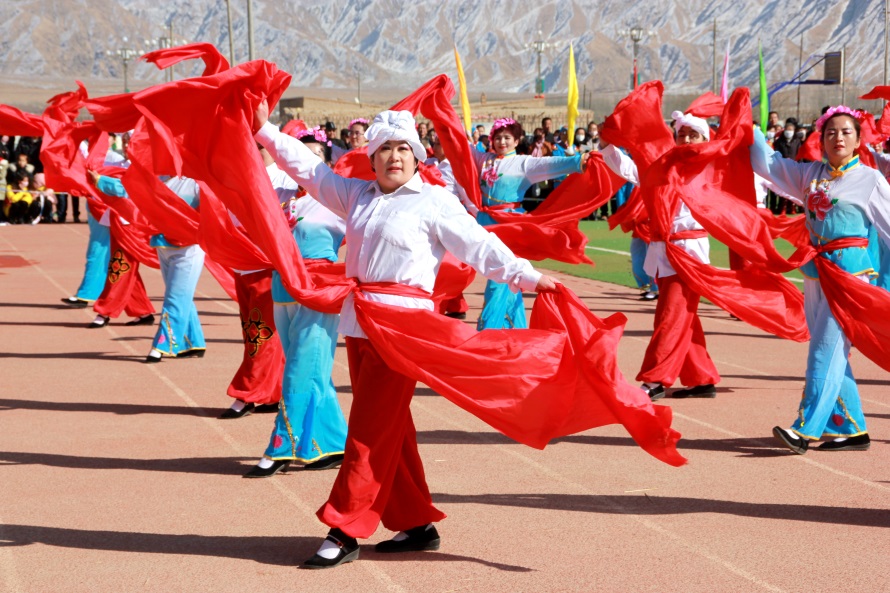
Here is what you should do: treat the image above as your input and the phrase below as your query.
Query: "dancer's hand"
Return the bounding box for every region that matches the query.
[580,152,590,172]
[86,169,99,186]
[535,275,560,293]
[253,98,269,133]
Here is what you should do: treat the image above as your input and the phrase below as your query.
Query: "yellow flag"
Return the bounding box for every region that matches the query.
[566,43,579,147]
[454,45,472,133]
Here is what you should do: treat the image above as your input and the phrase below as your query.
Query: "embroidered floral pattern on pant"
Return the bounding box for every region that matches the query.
[107,249,130,284]
[242,307,274,357]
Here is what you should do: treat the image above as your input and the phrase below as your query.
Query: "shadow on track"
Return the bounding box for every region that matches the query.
[0,452,253,476]
[416,430,788,457]
[0,524,534,571]
[0,398,209,416]
[0,351,144,362]
[433,492,890,529]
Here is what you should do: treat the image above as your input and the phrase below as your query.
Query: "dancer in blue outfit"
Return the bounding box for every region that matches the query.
[472,118,587,330]
[751,106,890,453]
[245,131,347,477]
[144,176,206,362]
[60,208,111,307]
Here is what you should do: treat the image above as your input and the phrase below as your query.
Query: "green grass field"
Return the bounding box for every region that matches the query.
[533,220,805,290]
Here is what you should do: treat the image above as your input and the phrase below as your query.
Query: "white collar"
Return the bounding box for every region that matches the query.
[371,172,424,198]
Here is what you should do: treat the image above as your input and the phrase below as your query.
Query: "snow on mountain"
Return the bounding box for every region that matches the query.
[1,0,886,101]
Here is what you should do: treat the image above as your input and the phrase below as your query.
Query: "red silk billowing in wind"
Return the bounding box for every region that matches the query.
[391,74,625,264]
[142,42,231,76]
[602,82,808,342]
[353,284,684,465]
[686,92,725,118]
[126,63,685,465]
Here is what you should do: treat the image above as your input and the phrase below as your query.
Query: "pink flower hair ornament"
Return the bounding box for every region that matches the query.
[490,117,518,137]
[815,106,865,131]
[349,118,370,128]
[295,126,328,145]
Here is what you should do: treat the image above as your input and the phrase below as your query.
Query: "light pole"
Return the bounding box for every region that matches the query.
[225,0,235,65]
[619,26,652,90]
[525,31,554,96]
[107,37,145,93]
[155,19,176,82]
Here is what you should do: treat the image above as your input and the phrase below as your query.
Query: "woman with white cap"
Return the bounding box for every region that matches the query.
[253,102,558,568]
[601,110,720,401]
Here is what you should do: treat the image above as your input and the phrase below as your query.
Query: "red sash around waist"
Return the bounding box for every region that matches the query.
[482,201,522,212]
[814,237,869,253]
[355,281,433,299]
[669,229,708,241]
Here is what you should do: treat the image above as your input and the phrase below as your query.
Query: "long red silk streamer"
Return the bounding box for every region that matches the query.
[123,63,685,464]
[353,285,684,465]
[686,91,725,118]
[390,74,625,264]
[142,43,230,76]
[602,82,808,342]
[860,86,890,136]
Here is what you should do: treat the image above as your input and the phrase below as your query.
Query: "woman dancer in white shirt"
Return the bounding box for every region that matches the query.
[254,103,556,569]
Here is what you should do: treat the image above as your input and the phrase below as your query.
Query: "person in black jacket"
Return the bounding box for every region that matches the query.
[772,119,801,159]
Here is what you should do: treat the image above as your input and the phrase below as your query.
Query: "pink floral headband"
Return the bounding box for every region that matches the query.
[296,126,329,145]
[349,118,369,128]
[490,117,518,137]
[815,106,864,131]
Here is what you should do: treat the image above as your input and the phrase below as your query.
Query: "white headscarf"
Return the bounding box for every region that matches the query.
[671,111,710,140]
[365,110,427,163]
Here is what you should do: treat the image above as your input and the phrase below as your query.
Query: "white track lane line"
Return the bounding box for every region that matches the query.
[8,234,404,593]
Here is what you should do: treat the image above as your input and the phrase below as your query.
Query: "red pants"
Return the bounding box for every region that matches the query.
[93,238,154,319]
[437,294,468,315]
[227,270,283,404]
[317,337,446,539]
[636,274,720,387]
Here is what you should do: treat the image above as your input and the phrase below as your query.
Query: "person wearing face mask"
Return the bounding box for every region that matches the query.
[587,121,601,152]
[573,127,593,153]
[773,119,802,160]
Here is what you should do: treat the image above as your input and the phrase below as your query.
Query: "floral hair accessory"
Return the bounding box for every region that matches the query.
[490,117,518,137]
[815,106,864,131]
[349,118,370,128]
[296,126,328,144]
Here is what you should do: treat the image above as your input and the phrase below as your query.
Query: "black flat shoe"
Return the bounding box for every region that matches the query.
[374,524,440,554]
[671,384,717,399]
[177,349,205,358]
[88,316,110,328]
[817,433,871,451]
[144,354,162,364]
[125,314,155,326]
[243,459,291,478]
[60,297,89,308]
[444,311,467,320]
[253,403,279,413]
[304,454,345,471]
[772,426,809,455]
[303,529,359,569]
[641,383,665,401]
[218,402,255,419]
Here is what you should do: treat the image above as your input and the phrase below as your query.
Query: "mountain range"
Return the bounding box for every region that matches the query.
[2,0,887,114]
